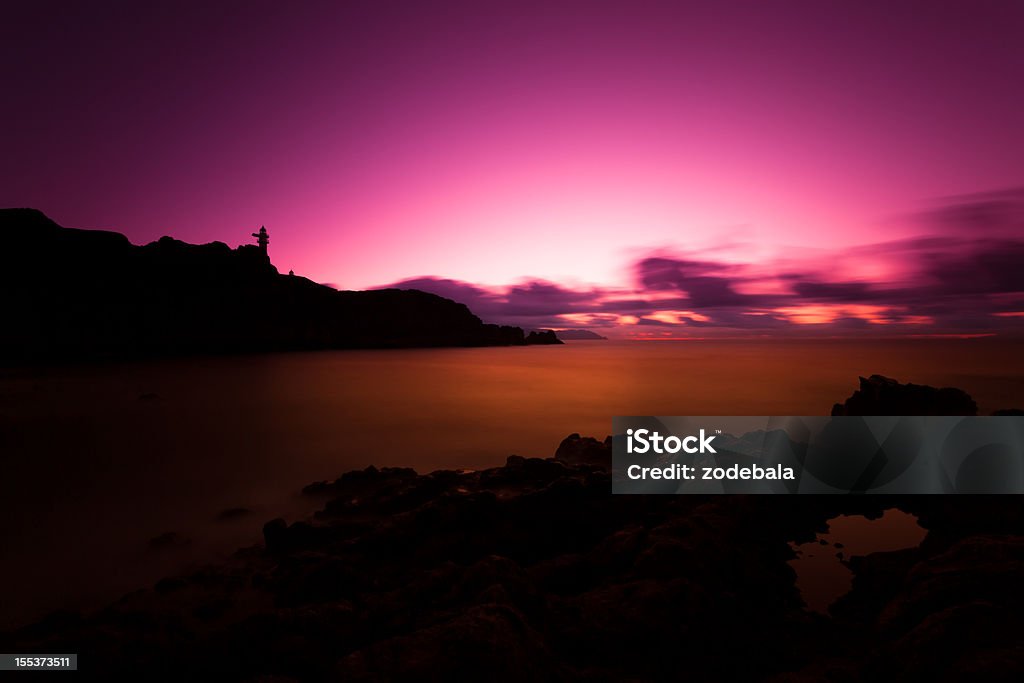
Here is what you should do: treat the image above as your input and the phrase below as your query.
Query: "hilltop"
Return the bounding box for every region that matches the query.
[0,209,561,363]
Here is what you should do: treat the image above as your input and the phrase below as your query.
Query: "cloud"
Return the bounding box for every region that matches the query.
[383,277,501,317]
[378,189,1024,336]
[914,187,1024,238]
[383,277,613,329]
[924,240,1024,296]
[789,281,877,302]
[503,281,605,316]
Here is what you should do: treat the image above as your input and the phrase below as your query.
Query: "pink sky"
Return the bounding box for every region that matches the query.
[3,1,1024,334]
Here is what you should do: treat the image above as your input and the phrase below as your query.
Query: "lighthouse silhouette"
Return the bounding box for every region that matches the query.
[252,225,269,254]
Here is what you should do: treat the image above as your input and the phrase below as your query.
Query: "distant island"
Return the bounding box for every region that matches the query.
[0,209,561,363]
[554,329,607,340]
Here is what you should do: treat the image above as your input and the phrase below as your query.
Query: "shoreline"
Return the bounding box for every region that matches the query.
[4,376,1023,679]
[6,431,1024,680]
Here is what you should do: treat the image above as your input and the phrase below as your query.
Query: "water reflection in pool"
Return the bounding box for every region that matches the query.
[789,508,927,613]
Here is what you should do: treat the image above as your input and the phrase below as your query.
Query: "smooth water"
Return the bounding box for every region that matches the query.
[790,509,928,613]
[1,338,1020,628]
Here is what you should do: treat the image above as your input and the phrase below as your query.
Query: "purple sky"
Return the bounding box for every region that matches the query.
[3,1,1024,335]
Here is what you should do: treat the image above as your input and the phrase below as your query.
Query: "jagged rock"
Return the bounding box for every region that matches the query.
[524,329,563,345]
[878,535,1024,634]
[553,433,611,469]
[865,536,1024,680]
[261,518,290,555]
[7,374,1024,680]
[829,547,921,622]
[451,555,542,616]
[479,456,569,488]
[335,604,559,681]
[831,375,978,416]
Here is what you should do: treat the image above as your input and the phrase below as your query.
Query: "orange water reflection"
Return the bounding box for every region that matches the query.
[0,337,1019,628]
[789,509,927,613]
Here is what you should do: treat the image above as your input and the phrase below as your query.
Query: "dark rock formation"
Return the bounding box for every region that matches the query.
[831,374,979,416]
[6,450,1024,681]
[553,433,611,468]
[0,209,559,363]
[525,329,563,345]
[3,377,1023,680]
[1,440,819,681]
[551,329,607,340]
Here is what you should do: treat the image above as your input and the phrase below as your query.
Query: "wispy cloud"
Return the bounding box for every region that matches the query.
[379,189,1024,337]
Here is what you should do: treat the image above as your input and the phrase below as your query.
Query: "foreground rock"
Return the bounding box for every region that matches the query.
[9,446,1024,680]
[3,436,826,681]
[832,374,979,416]
[551,329,608,340]
[4,378,1023,680]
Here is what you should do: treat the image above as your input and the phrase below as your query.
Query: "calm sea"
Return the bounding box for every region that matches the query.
[1,338,1021,628]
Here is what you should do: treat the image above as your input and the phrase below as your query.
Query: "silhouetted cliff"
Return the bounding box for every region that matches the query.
[0,209,560,362]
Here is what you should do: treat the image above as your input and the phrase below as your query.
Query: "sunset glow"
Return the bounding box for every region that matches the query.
[3,0,1023,336]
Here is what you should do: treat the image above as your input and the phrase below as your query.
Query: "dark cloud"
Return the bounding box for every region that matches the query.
[790,281,877,302]
[923,240,1024,296]
[596,298,668,313]
[383,277,504,319]
[380,191,1024,335]
[635,257,730,290]
[383,277,611,329]
[503,281,603,316]
[634,256,766,308]
[917,187,1024,237]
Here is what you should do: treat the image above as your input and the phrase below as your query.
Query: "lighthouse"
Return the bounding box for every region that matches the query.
[252,225,269,254]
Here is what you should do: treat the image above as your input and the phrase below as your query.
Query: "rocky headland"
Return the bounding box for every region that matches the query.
[0,209,561,363]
